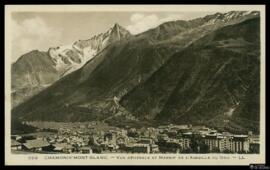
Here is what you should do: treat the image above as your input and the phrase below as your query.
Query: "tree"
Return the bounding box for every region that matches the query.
[249,144,259,154]
[182,148,193,153]
[190,133,204,153]
[11,119,37,135]
[223,149,233,153]
[199,143,209,153]
[211,147,220,153]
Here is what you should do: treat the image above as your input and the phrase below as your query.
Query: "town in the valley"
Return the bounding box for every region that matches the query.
[11,121,260,154]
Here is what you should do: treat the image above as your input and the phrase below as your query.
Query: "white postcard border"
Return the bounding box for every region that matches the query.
[5,4,266,165]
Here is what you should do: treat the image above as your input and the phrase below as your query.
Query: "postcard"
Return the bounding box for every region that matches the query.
[5,4,266,165]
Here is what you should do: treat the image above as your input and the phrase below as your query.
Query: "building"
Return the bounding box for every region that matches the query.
[204,134,219,151]
[125,144,150,153]
[164,140,182,153]
[104,132,117,143]
[11,139,22,150]
[79,146,93,154]
[231,135,249,153]
[20,135,36,143]
[196,127,211,136]
[170,125,189,130]
[157,136,182,153]
[249,135,260,153]
[150,144,159,153]
[204,133,233,152]
[182,132,192,149]
[23,139,52,152]
[53,143,74,153]
[217,135,232,152]
[157,125,169,133]
[167,130,178,138]
[11,135,22,141]
[137,137,154,145]
[204,133,250,153]
[157,134,169,141]
[249,135,260,144]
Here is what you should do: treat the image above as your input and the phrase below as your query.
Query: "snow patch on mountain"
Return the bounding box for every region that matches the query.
[47,23,132,77]
[202,11,259,26]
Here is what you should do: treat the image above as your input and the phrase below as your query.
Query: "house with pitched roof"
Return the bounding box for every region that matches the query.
[11,139,22,150]
[22,139,52,152]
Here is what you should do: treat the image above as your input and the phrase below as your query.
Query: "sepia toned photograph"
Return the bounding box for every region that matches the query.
[5,5,266,165]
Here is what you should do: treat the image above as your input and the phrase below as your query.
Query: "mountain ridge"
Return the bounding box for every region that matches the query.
[11,23,132,107]
[121,17,260,133]
[12,12,261,134]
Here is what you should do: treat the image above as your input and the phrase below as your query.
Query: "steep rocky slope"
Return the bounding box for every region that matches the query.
[12,12,261,133]
[11,24,131,107]
[121,17,260,133]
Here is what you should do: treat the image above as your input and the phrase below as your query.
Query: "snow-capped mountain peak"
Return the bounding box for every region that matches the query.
[48,23,132,76]
[202,10,259,25]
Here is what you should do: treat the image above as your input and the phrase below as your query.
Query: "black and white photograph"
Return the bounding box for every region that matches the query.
[4,5,266,165]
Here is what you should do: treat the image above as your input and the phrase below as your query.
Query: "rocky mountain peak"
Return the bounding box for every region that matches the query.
[203,10,259,23]
[112,23,120,29]
[110,23,132,40]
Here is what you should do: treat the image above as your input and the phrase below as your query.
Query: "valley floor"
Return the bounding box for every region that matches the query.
[11,121,260,154]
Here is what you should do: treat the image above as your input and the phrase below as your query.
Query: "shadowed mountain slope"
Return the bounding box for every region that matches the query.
[121,17,260,133]
[12,13,260,134]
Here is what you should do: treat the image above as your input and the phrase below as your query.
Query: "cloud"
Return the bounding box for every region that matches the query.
[130,13,145,23]
[11,17,62,62]
[127,13,184,34]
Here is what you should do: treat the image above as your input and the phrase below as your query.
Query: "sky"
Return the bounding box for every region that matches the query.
[11,11,218,62]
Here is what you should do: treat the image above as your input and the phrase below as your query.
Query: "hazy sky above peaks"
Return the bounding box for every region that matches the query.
[11,11,218,62]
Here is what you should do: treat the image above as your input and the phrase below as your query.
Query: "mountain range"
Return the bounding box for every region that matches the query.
[11,11,261,134]
[11,23,131,107]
